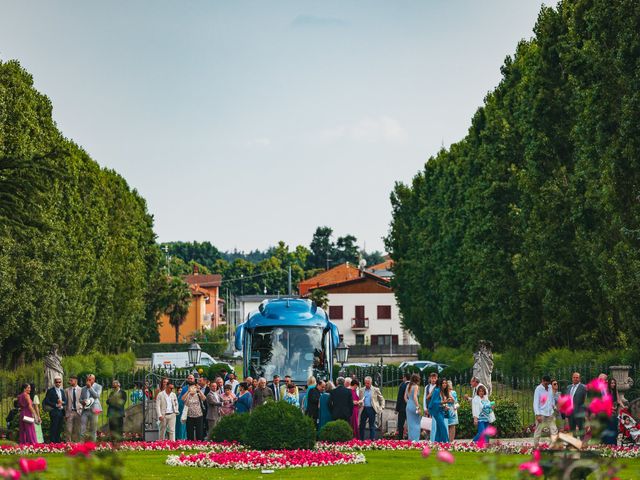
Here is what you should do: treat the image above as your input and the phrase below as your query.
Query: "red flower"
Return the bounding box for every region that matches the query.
[67,442,97,457]
[421,445,431,458]
[18,457,47,474]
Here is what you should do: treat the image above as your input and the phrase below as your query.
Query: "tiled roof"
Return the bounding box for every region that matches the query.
[298,263,369,296]
[182,274,222,287]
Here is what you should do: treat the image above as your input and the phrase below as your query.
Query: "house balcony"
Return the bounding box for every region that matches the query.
[351,318,369,330]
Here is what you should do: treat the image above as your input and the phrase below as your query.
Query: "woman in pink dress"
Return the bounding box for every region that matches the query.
[18,384,37,444]
[349,378,362,439]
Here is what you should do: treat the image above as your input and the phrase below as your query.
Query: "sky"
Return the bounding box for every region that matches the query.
[0,1,550,253]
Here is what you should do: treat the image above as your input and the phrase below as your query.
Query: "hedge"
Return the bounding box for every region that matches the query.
[243,401,316,450]
[132,342,226,359]
[455,398,520,439]
[210,413,251,442]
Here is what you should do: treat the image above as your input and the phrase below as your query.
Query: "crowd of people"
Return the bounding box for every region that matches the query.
[531,372,625,447]
[11,369,629,446]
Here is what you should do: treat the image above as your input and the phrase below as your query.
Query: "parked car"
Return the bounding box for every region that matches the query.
[398,360,448,373]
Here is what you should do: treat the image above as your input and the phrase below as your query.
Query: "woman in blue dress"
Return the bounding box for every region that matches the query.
[446,380,459,441]
[318,381,334,432]
[427,378,450,443]
[175,381,188,440]
[405,373,422,442]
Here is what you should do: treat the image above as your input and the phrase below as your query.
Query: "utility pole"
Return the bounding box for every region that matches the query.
[288,265,292,296]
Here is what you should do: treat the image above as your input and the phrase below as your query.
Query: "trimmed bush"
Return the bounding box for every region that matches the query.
[318,420,353,442]
[456,398,520,439]
[207,363,234,380]
[210,413,251,442]
[242,401,316,450]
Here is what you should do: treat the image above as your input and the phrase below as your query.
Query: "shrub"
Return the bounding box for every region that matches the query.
[456,398,520,439]
[94,353,114,379]
[210,413,251,442]
[207,363,234,380]
[318,420,353,442]
[242,401,316,450]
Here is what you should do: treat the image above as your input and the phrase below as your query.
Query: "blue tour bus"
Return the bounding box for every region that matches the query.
[234,298,340,385]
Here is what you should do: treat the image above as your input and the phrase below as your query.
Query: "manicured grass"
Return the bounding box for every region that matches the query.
[25,450,640,479]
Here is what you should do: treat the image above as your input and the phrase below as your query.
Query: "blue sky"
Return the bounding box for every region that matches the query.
[0,1,549,252]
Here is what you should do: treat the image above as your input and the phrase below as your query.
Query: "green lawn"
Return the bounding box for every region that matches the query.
[25,450,640,479]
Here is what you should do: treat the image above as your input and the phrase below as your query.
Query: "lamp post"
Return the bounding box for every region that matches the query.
[187,340,202,374]
[336,341,349,377]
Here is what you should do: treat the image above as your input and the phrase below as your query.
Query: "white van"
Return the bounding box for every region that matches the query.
[151,352,217,370]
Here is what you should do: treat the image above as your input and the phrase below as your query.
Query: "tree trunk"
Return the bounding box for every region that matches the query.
[175,324,180,343]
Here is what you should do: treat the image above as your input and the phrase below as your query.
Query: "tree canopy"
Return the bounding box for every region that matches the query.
[386,0,640,355]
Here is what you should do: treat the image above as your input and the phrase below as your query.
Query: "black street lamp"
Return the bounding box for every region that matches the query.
[336,341,349,376]
[187,340,202,369]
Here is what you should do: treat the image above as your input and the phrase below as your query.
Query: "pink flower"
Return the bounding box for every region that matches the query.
[484,426,497,437]
[67,442,97,457]
[587,378,608,394]
[421,445,431,458]
[589,395,613,417]
[557,395,574,416]
[519,450,542,477]
[18,457,47,474]
[436,450,455,464]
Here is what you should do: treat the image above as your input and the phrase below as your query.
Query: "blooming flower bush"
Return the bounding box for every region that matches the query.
[166,450,366,469]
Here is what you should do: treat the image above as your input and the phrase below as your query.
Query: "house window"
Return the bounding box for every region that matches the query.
[371,335,398,346]
[355,305,365,319]
[377,305,391,319]
[329,305,343,320]
[355,334,365,345]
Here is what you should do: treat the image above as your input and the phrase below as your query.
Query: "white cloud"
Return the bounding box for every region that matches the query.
[317,116,408,144]
[246,137,271,147]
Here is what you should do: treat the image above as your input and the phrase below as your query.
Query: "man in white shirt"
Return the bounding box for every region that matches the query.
[224,373,239,395]
[157,383,179,441]
[422,373,438,441]
[533,375,558,447]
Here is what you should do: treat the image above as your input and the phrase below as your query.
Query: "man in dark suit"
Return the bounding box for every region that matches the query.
[566,372,587,438]
[43,376,67,443]
[329,377,354,424]
[106,380,127,440]
[269,375,282,401]
[395,372,411,439]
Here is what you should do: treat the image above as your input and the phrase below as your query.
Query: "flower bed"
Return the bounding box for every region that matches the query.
[2,438,639,460]
[166,449,366,470]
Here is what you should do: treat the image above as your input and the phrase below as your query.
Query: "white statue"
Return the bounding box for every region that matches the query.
[473,340,494,395]
[44,344,64,389]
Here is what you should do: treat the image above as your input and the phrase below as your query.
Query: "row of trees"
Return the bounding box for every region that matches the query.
[386,0,640,354]
[162,227,385,297]
[0,60,168,367]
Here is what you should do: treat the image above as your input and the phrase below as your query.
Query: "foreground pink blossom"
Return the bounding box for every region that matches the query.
[0,467,21,480]
[557,395,574,416]
[421,445,431,458]
[519,450,543,477]
[18,457,47,474]
[436,450,455,464]
[590,395,614,417]
[587,378,608,394]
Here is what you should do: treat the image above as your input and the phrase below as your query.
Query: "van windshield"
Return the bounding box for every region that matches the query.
[248,326,328,382]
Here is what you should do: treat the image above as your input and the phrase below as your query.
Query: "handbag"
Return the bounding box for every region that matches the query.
[22,415,35,424]
[181,405,189,424]
[489,411,496,424]
[420,416,432,431]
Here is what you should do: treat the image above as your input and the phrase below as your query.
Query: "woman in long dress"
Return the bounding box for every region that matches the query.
[447,380,459,441]
[405,374,422,442]
[29,384,44,443]
[428,378,450,443]
[18,384,38,445]
[348,378,361,439]
[318,381,334,432]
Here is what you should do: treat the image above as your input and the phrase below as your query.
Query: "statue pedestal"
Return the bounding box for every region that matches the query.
[610,365,633,404]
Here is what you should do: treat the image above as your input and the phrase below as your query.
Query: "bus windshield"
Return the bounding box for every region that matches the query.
[248,326,328,382]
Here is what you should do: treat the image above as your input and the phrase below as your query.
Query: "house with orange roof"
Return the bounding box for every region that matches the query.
[158,268,224,343]
[299,261,418,351]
